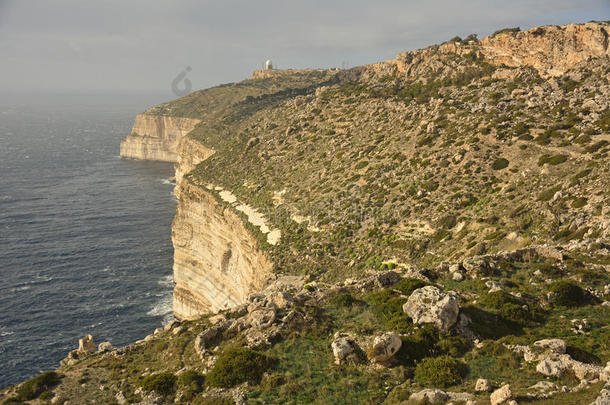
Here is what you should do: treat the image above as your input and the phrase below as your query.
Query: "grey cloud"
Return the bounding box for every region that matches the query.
[0,0,608,93]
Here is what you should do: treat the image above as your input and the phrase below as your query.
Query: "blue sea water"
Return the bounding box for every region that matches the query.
[0,92,178,388]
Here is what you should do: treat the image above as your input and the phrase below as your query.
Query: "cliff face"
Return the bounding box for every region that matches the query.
[480,22,609,77]
[368,22,609,80]
[174,136,215,184]
[119,114,201,162]
[172,181,272,320]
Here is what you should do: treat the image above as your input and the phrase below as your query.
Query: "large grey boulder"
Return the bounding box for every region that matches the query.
[403,286,459,332]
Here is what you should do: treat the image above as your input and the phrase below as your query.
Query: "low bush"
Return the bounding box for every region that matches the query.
[140,373,177,397]
[492,158,509,170]
[548,281,589,307]
[393,278,428,296]
[329,292,358,308]
[395,326,438,366]
[206,347,274,388]
[414,355,468,388]
[538,154,568,166]
[572,197,587,208]
[178,370,205,398]
[16,371,61,400]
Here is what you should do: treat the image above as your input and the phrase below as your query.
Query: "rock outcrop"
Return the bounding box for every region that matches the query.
[120,114,201,162]
[480,22,610,77]
[172,181,272,319]
[403,286,459,332]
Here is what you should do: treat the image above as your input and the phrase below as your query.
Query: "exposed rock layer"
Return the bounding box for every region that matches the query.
[172,181,272,320]
[120,114,201,162]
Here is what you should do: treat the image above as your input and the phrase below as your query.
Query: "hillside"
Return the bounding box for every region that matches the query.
[3,22,610,405]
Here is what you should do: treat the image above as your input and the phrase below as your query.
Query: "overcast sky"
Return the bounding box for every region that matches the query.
[0,0,608,95]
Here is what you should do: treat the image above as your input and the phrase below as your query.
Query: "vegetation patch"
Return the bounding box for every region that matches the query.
[414,355,468,388]
[206,347,274,388]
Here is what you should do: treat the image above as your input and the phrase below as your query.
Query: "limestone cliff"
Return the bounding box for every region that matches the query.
[120,114,201,162]
[172,181,272,320]
[174,136,215,184]
[367,22,609,79]
[480,22,609,77]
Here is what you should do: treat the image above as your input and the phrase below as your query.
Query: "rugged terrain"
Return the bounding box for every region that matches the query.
[3,21,610,405]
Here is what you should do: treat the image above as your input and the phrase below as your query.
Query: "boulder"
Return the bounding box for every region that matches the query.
[408,389,449,404]
[533,338,567,354]
[536,353,603,380]
[452,272,464,281]
[331,333,360,365]
[403,286,460,332]
[370,332,402,363]
[476,378,492,392]
[78,335,95,354]
[248,307,277,329]
[490,384,512,405]
[98,342,114,353]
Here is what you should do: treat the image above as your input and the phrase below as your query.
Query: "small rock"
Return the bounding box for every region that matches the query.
[115,391,127,405]
[476,378,492,392]
[78,335,95,354]
[490,384,512,405]
[370,332,402,363]
[452,272,464,281]
[98,341,114,353]
[331,333,360,365]
[409,389,449,404]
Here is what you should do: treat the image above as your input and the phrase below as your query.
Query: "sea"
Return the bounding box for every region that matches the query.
[0,91,179,388]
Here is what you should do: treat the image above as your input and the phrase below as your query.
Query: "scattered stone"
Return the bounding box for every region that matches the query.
[529,381,558,391]
[115,391,127,405]
[369,332,402,363]
[78,335,95,354]
[331,333,360,365]
[403,286,460,332]
[533,338,567,354]
[98,341,114,353]
[452,272,464,281]
[490,384,512,405]
[409,388,449,404]
[476,378,492,392]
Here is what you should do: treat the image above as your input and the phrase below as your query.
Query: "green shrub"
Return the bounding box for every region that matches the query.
[329,292,358,308]
[571,197,587,208]
[479,290,518,310]
[16,371,61,400]
[364,289,413,333]
[178,370,205,394]
[538,154,568,166]
[140,373,177,397]
[549,281,589,307]
[537,185,561,202]
[414,355,468,388]
[206,347,274,388]
[491,27,520,37]
[395,326,439,366]
[492,158,509,170]
[393,278,428,296]
[436,335,471,357]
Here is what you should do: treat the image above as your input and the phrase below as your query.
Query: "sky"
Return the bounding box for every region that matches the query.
[0,0,608,95]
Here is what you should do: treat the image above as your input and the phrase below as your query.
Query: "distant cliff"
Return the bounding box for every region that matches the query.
[119,114,201,162]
